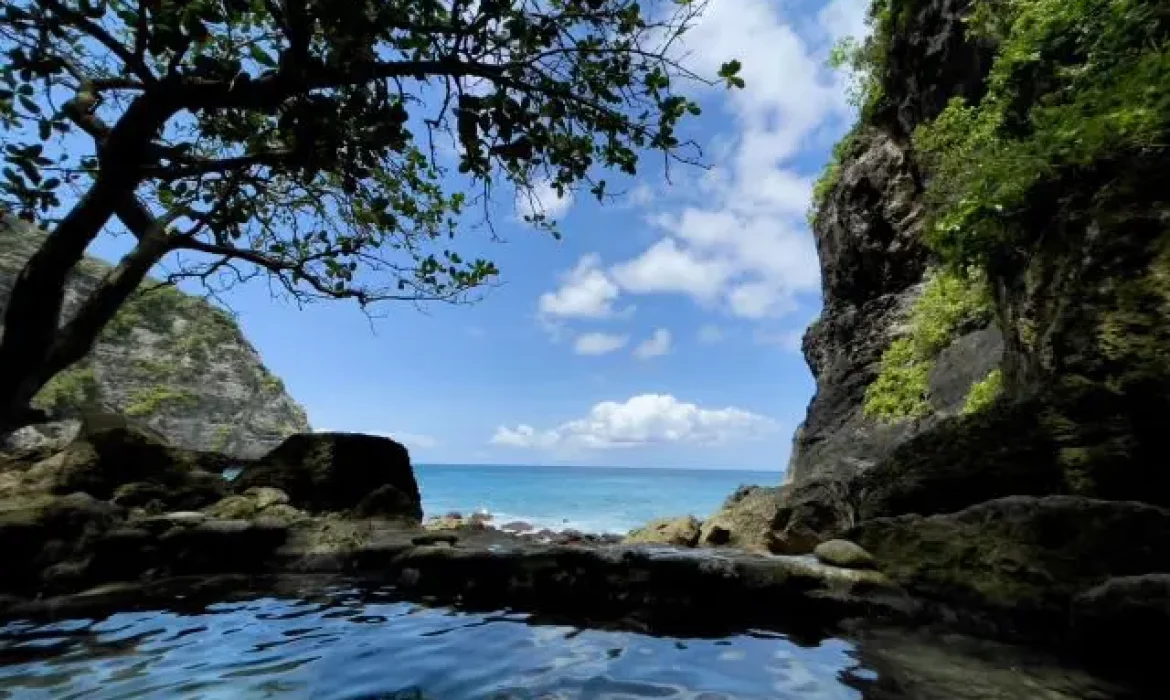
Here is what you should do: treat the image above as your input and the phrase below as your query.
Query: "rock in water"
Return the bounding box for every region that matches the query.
[0,215,309,459]
[813,539,875,569]
[626,515,701,547]
[233,432,422,522]
[699,486,781,552]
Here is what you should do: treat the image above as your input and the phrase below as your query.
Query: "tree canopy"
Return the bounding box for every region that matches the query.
[0,0,739,424]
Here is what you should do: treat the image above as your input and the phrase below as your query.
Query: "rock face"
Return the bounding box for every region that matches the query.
[850,496,1170,622]
[0,216,310,458]
[233,432,422,521]
[2,412,226,510]
[790,126,1002,485]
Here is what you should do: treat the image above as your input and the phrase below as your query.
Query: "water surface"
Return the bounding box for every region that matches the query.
[415,465,774,534]
[0,583,1129,700]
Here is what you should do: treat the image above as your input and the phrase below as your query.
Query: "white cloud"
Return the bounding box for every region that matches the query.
[534,0,865,326]
[573,331,629,355]
[610,238,730,301]
[516,178,574,220]
[634,328,672,359]
[819,0,872,46]
[697,324,727,344]
[538,254,621,320]
[491,394,777,450]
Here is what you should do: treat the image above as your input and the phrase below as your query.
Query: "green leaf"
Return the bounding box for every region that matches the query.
[249,44,277,68]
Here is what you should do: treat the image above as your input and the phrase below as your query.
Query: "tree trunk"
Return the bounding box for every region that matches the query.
[0,216,174,427]
[0,96,173,429]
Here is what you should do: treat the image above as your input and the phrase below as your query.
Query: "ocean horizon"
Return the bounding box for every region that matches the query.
[414,462,781,535]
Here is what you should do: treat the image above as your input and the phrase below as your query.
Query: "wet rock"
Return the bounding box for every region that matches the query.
[234,432,421,521]
[158,519,289,574]
[850,496,1170,625]
[1070,574,1170,678]
[0,493,124,592]
[626,516,701,547]
[814,539,875,569]
[699,486,781,552]
[352,484,418,520]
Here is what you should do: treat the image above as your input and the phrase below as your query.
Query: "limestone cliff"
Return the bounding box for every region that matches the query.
[0,216,310,458]
[773,0,1170,541]
[788,0,1001,485]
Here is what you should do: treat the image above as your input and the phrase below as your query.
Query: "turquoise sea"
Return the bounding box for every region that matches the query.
[415,464,777,534]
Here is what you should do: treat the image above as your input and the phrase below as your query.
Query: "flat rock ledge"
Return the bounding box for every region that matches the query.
[0,514,912,632]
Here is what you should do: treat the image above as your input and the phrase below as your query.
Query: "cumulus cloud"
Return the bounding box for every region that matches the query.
[538,254,622,320]
[516,178,574,220]
[634,328,672,359]
[491,394,777,450]
[610,238,731,302]
[535,0,867,327]
[574,331,629,355]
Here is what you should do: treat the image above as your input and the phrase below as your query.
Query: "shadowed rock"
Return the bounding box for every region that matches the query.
[233,432,421,521]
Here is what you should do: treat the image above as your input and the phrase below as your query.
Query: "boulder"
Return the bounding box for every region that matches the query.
[1070,574,1170,676]
[0,493,124,592]
[626,515,702,547]
[424,514,466,531]
[110,470,225,512]
[770,478,862,554]
[233,432,422,521]
[353,484,419,519]
[813,539,875,569]
[698,486,782,552]
[850,496,1170,620]
[245,486,289,509]
[204,495,259,520]
[204,488,303,523]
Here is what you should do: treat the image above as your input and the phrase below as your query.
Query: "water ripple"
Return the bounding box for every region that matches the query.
[0,583,1122,699]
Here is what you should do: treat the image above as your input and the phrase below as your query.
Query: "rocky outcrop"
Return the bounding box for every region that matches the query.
[697,486,782,552]
[625,515,701,547]
[850,496,1170,627]
[0,216,310,458]
[233,432,422,521]
[2,412,227,509]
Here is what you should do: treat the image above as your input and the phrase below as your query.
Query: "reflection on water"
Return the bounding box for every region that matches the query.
[0,584,1132,700]
[0,585,864,700]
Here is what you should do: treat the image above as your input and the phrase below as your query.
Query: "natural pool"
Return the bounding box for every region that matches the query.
[0,582,1132,699]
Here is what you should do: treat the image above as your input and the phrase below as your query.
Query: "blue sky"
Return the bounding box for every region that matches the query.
[81,0,870,472]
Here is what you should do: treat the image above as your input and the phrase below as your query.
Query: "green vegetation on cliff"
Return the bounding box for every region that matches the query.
[864,269,993,420]
[830,0,1170,420]
[915,0,1170,265]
